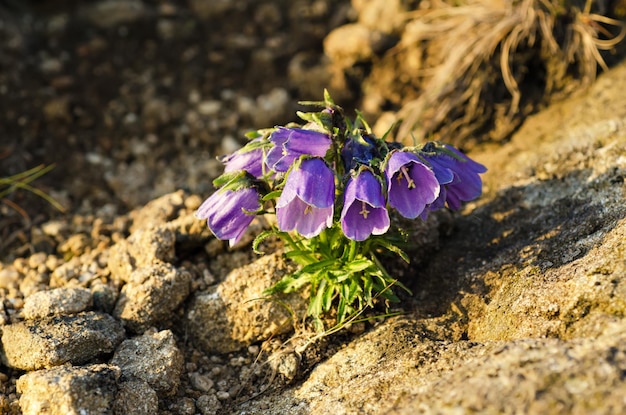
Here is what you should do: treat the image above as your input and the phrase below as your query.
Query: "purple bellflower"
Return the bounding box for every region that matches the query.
[221,145,264,179]
[385,151,440,219]
[276,157,335,238]
[266,127,332,173]
[341,169,390,241]
[195,186,261,247]
[341,134,378,171]
[422,144,487,210]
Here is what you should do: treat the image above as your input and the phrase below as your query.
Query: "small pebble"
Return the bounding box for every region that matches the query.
[216,391,230,401]
[189,372,214,393]
[196,394,222,415]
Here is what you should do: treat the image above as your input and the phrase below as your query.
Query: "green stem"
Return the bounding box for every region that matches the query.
[281,231,318,265]
[318,228,328,245]
[348,239,359,262]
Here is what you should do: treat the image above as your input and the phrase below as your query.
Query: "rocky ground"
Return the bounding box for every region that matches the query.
[1,1,626,414]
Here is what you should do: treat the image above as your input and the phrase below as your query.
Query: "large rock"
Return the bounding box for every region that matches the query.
[112,262,191,333]
[17,364,120,415]
[1,312,125,371]
[107,193,196,333]
[110,329,183,396]
[185,252,307,354]
[233,59,626,414]
[21,287,93,320]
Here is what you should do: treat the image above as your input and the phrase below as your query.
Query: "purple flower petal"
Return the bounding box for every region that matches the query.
[266,127,331,172]
[277,197,333,238]
[421,144,487,211]
[385,151,440,219]
[196,187,261,246]
[222,147,264,178]
[276,158,335,237]
[277,158,335,208]
[341,169,390,241]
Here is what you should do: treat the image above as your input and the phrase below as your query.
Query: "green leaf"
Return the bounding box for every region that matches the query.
[343,258,374,274]
[336,296,346,322]
[347,278,361,303]
[299,258,338,274]
[0,164,65,212]
[262,190,282,202]
[252,229,276,254]
[353,110,372,134]
[362,274,374,306]
[295,111,317,123]
[371,238,410,263]
[265,272,312,295]
[212,170,247,188]
[323,88,335,106]
[244,130,261,139]
[322,280,335,311]
[309,279,327,318]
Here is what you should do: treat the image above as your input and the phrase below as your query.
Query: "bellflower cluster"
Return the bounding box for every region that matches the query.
[196,91,486,328]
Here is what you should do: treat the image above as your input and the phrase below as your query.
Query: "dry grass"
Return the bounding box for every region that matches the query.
[383,0,625,147]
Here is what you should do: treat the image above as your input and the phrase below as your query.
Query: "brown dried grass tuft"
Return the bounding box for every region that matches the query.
[386,0,625,147]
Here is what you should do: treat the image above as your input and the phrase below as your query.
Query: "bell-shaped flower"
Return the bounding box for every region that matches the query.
[195,186,261,247]
[276,157,335,238]
[341,169,390,241]
[221,145,265,178]
[385,151,440,219]
[265,127,332,172]
[341,134,379,171]
[422,144,487,210]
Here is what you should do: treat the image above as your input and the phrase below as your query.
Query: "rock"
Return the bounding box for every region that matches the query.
[239,318,626,414]
[106,192,202,333]
[59,233,91,257]
[188,0,239,19]
[110,330,183,396]
[113,379,158,415]
[91,281,119,314]
[0,268,19,291]
[287,52,332,99]
[189,372,214,393]
[78,0,147,29]
[21,287,93,320]
[389,323,626,414]
[185,252,307,354]
[196,394,222,415]
[17,364,120,415]
[113,263,191,333]
[1,312,125,371]
[108,227,177,281]
[324,23,377,67]
[353,0,407,34]
[251,87,291,127]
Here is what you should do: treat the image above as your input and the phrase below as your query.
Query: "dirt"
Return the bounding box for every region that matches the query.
[0,0,353,258]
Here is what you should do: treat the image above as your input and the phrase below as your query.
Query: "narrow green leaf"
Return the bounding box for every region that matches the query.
[299,258,338,274]
[212,170,247,188]
[372,239,410,263]
[309,279,327,318]
[322,281,335,311]
[262,190,282,202]
[343,258,374,273]
[252,229,276,254]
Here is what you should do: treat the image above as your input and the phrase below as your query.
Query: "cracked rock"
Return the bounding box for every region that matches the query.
[17,364,120,415]
[110,329,184,396]
[1,312,125,371]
